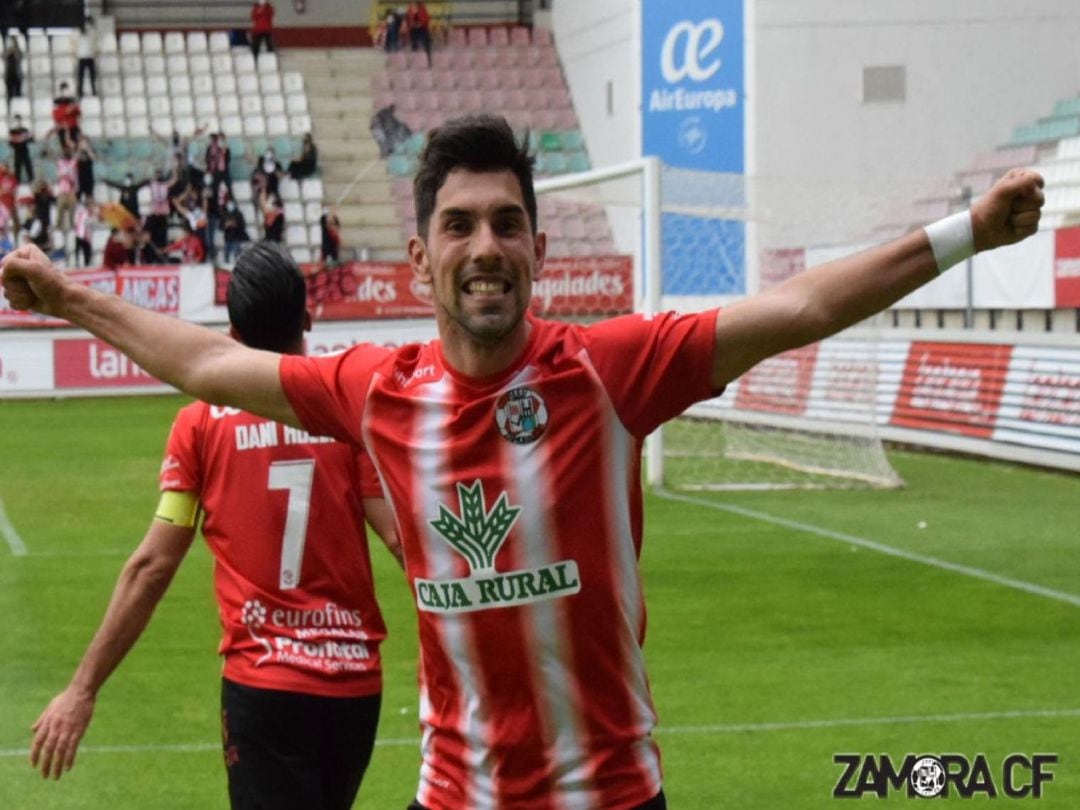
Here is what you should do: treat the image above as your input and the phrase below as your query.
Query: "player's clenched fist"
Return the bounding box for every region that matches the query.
[971,168,1044,252]
[0,243,66,317]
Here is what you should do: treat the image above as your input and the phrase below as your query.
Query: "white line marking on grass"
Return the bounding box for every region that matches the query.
[0,496,27,556]
[3,708,1078,759]
[656,489,1080,609]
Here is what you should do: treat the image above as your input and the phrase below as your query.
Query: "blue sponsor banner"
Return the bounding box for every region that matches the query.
[642,0,746,294]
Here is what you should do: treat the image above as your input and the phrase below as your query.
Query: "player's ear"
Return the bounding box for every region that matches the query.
[408,233,431,283]
[532,229,546,279]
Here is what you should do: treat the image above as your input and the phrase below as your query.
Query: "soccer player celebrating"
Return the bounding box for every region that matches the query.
[5,116,1043,809]
[28,242,401,810]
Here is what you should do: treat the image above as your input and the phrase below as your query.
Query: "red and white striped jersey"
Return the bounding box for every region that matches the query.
[281,311,718,809]
[160,401,387,698]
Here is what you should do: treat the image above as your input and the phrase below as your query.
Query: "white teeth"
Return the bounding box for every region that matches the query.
[467,280,504,294]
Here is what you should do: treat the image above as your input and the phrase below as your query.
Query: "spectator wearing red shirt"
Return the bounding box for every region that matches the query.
[0,163,18,237]
[406,2,432,67]
[50,82,81,152]
[166,222,207,264]
[250,0,275,59]
[102,228,129,270]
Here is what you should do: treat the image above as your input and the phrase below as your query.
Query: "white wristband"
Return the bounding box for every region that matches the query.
[924,210,974,274]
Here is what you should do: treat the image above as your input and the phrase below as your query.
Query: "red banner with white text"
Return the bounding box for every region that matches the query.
[1054,226,1080,307]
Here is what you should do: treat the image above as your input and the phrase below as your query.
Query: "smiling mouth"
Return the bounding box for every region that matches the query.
[463,278,511,295]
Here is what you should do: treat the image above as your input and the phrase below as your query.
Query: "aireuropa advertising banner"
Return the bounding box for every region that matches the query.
[642,0,746,295]
[1054,226,1080,307]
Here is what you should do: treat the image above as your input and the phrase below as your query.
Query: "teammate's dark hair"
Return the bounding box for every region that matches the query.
[413,114,536,238]
[227,241,307,353]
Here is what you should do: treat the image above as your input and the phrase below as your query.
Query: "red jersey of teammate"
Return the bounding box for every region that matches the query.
[160,401,387,698]
[281,311,718,809]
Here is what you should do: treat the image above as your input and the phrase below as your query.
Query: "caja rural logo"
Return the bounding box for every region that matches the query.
[833,752,1057,798]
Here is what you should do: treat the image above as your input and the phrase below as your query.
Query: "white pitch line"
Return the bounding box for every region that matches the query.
[3,708,1078,760]
[0,495,27,557]
[656,489,1080,609]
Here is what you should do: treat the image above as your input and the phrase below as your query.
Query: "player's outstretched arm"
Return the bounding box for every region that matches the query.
[0,244,299,425]
[711,168,1044,388]
[29,520,196,780]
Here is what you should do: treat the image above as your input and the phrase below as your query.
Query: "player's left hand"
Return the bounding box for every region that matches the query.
[29,687,96,780]
[971,168,1044,252]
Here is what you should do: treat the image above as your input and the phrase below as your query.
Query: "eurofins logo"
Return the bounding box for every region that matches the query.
[494,386,548,445]
[415,480,580,614]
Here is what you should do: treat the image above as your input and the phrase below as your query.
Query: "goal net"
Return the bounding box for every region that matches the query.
[534,158,907,491]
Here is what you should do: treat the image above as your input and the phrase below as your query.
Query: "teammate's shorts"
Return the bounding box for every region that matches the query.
[221,677,381,810]
[407,789,667,809]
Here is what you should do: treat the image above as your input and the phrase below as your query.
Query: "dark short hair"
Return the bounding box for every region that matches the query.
[227,241,307,352]
[413,114,536,238]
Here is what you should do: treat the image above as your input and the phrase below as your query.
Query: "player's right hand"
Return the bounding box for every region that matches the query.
[0,243,65,317]
[29,688,96,780]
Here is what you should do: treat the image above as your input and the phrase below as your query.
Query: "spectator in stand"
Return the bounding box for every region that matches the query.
[260,188,284,243]
[406,2,432,68]
[205,132,231,191]
[145,167,176,248]
[156,125,208,186]
[0,163,18,238]
[75,17,98,98]
[9,114,34,183]
[105,172,149,220]
[53,145,79,237]
[383,8,404,53]
[29,180,54,253]
[202,173,226,263]
[133,226,169,265]
[165,222,206,264]
[0,221,13,259]
[4,37,22,99]
[75,135,97,202]
[320,206,342,265]
[50,82,81,152]
[250,0,276,60]
[172,185,208,255]
[222,194,250,264]
[101,228,128,270]
[287,133,318,180]
[252,148,283,197]
[72,195,95,267]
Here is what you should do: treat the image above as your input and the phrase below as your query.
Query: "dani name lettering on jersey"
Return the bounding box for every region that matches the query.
[210,405,336,450]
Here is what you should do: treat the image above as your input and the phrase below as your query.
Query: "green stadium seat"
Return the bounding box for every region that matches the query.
[561,130,584,151]
[1053,97,1080,118]
[540,131,563,152]
[566,151,590,173]
[388,154,416,176]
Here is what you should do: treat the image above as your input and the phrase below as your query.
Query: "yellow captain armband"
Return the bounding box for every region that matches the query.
[155,491,201,528]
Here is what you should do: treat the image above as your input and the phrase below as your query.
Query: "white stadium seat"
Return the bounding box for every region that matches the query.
[119,32,140,54]
[102,96,124,117]
[126,96,148,117]
[192,74,214,96]
[99,54,120,75]
[101,75,122,96]
[144,54,166,75]
[148,96,171,117]
[233,180,253,203]
[173,95,194,116]
[29,55,51,76]
[234,52,256,75]
[292,247,313,263]
[8,98,30,118]
[211,53,233,75]
[266,114,289,136]
[218,95,240,116]
[164,32,186,54]
[127,116,150,137]
[169,75,192,96]
[279,178,300,202]
[167,54,189,76]
[81,118,103,138]
[285,93,307,115]
[282,72,304,94]
[221,115,243,137]
[187,31,209,53]
[308,224,321,246]
[99,32,119,54]
[240,95,263,115]
[209,31,231,53]
[243,115,266,136]
[237,73,259,95]
[151,117,173,138]
[189,53,211,75]
[123,76,145,96]
[50,34,74,54]
[120,54,142,75]
[263,94,285,115]
[194,95,217,117]
[81,96,102,116]
[259,73,281,94]
[142,32,163,54]
[301,178,324,202]
[256,53,279,74]
[290,114,312,137]
[146,74,168,96]
[214,74,237,95]
[286,224,307,247]
[53,55,75,77]
[28,34,49,55]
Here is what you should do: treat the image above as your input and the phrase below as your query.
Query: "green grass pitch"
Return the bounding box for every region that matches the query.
[1,395,1077,807]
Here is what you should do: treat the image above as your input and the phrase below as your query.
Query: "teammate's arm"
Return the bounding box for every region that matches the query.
[0,244,298,426]
[364,497,404,569]
[29,513,197,780]
[711,168,1043,388]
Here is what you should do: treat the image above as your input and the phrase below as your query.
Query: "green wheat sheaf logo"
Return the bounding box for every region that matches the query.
[416,480,581,615]
[430,479,521,573]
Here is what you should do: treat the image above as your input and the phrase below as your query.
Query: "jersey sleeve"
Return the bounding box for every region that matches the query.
[279,345,389,447]
[160,406,203,494]
[582,310,721,437]
[357,448,384,499]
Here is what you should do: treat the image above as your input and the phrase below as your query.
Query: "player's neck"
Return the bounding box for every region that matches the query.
[438,317,531,380]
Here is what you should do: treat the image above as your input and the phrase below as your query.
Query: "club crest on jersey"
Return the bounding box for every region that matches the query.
[494,386,548,445]
[416,480,581,614]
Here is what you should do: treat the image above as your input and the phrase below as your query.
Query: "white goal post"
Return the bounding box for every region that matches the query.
[535,157,905,491]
